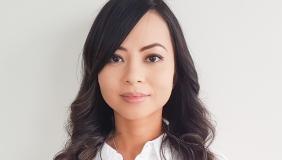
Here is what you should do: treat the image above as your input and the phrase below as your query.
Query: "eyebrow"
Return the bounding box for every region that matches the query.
[117,43,167,52]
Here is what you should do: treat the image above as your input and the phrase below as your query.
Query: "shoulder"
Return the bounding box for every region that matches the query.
[162,140,228,160]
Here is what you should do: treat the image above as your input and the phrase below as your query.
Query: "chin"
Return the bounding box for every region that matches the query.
[121,113,148,121]
[117,108,162,121]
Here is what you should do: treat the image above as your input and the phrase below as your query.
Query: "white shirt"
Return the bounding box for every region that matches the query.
[93,133,227,160]
[93,133,175,160]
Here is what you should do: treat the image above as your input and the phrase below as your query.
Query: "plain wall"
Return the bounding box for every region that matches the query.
[0,0,281,159]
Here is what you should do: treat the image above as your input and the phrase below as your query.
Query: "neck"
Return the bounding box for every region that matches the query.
[110,110,163,158]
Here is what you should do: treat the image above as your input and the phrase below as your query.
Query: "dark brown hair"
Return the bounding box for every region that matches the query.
[54,0,216,159]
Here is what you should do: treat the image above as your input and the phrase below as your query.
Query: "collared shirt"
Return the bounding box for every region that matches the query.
[93,133,227,160]
[93,133,175,160]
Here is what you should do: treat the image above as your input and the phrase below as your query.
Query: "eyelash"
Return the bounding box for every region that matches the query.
[108,53,164,63]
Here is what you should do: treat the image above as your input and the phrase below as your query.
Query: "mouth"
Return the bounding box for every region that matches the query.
[120,92,150,103]
[120,95,150,103]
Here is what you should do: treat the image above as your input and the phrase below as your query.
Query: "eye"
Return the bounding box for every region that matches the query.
[109,54,123,63]
[145,54,164,63]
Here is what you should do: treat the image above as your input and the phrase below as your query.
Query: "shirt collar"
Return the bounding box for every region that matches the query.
[97,133,167,160]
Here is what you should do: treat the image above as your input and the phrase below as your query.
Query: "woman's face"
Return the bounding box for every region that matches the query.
[98,10,175,120]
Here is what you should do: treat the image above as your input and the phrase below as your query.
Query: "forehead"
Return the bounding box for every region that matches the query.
[120,10,173,51]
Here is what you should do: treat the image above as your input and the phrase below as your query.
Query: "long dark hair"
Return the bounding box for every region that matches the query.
[54,0,216,159]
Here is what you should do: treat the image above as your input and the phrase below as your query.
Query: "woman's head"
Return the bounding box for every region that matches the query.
[54,0,216,159]
[98,9,175,121]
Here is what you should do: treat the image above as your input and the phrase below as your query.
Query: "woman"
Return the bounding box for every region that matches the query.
[54,0,222,159]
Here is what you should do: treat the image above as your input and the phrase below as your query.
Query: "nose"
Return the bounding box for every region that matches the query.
[123,60,145,85]
[126,79,142,84]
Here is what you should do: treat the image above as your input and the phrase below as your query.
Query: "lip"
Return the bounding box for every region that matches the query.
[120,92,150,103]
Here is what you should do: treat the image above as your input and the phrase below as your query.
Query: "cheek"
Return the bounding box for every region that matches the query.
[98,70,119,104]
[150,65,174,103]
[98,66,120,89]
[151,60,174,86]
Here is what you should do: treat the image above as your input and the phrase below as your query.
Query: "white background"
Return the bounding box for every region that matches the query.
[0,0,281,159]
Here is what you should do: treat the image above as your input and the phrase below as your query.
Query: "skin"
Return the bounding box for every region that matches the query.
[98,10,175,160]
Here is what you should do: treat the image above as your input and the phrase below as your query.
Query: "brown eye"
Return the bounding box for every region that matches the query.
[109,54,123,63]
[145,54,164,63]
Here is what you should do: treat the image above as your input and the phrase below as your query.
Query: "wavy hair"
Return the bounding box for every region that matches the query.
[54,0,216,159]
